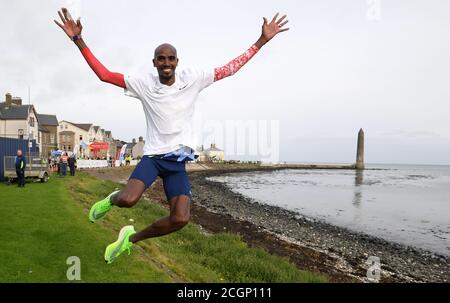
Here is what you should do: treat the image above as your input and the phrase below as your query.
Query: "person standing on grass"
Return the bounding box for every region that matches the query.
[15,149,26,188]
[68,154,77,176]
[60,152,68,177]
[55,7,289,264]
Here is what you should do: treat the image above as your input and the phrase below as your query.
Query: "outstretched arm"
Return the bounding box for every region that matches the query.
[54,8,126,88]
[214,13,289,82]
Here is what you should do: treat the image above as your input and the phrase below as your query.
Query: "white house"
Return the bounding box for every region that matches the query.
[197,143,225,162]
[58,121,91,154]
[132,136,145,159]
[0,93,40,146]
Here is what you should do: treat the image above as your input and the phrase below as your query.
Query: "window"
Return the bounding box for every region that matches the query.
[29,117,35,127]
[50,134,55,144]
[68,145,72,151]
[63,145,66,151]
[60,125,63,130]
[65,125,68,130]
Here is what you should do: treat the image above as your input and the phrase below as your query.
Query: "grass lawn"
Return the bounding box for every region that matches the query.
[0,172,327,283]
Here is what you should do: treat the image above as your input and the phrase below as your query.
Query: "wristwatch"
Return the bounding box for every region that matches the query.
[71,35,82,41]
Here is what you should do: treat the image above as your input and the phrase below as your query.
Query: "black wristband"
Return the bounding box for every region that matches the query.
[71,35,82,42]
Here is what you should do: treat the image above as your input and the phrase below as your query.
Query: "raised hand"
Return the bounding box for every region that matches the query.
[261,13,289,43]
[54,7,82,39]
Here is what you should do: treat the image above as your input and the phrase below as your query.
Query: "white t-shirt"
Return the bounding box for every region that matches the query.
[124,68,214,155]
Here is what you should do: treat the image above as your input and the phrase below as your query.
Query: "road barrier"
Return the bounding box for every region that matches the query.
[76,159,139,169]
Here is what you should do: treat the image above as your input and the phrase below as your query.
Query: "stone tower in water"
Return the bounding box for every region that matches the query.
[356,129,365,170]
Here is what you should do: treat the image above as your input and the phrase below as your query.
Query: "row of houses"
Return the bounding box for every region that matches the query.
[122,138,225,162]
[58,120,115,158]
[1,92,224,161]
[0,93,115,158]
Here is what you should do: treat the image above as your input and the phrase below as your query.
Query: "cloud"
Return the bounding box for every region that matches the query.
[1,0,450,164]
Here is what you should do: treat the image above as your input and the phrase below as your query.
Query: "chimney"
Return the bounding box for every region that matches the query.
[12,97,22,106]
[139,136,143,142]
[5,93,12,106]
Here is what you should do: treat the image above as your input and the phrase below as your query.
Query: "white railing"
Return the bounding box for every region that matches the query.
[75,159,139,169]
[77,160,108,169]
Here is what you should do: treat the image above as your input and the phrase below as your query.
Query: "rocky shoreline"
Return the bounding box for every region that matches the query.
[188,170,449,283]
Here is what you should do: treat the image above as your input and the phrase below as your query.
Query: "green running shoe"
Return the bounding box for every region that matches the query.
[89,190,119,223]
[104,225,136,264]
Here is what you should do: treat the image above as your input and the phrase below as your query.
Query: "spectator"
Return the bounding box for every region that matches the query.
[68,154,77,176]
[60,152,69,177]
[57,156,61,174]
[15,149,26,187]
[125,154,131,166]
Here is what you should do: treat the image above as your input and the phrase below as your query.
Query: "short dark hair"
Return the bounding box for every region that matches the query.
[154,43,177,58]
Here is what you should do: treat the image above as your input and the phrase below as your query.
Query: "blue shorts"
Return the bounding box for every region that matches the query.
[129,156,192,201]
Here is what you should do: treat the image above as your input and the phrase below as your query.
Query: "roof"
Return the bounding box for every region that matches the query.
[39,125,50,133]
[71,123,93,132]
[37,114,58,126]
[0,102,34,120]
[93,126,100,132]
[105,131,111,136]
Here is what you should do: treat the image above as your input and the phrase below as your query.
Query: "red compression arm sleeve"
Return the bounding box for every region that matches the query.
[214,44,260,82]
[81,48,126,88]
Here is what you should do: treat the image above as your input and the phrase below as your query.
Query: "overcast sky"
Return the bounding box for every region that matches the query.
[1,0,449,164]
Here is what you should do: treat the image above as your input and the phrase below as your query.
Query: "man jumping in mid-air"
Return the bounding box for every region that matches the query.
[55,7,289,264]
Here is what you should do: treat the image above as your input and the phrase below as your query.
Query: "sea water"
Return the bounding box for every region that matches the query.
[207,164,450,256]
